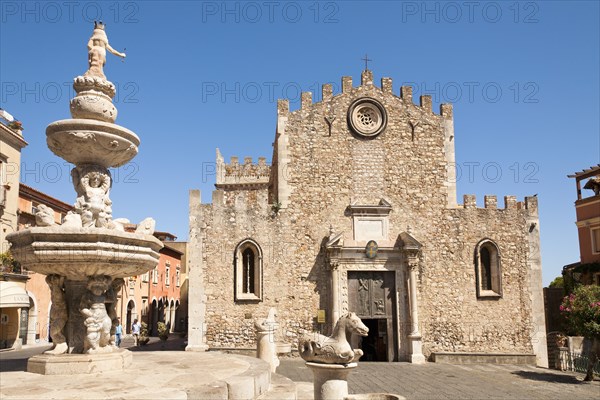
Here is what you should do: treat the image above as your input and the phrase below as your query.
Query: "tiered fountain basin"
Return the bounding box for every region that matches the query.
[7,227,162,374]
[7,227,162,280]
[46,119,139,168]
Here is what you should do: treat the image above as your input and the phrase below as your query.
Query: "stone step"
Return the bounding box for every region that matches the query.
[257,372,298,400]
[432,352,537,365]
[224,356,272,400]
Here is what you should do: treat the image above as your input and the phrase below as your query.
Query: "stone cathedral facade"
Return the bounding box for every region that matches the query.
[187,69,547,366]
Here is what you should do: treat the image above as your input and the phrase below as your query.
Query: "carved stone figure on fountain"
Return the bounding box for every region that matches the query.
[70,21,125,123]
[85,21,126,80]
[299,312,369,364]
[44,275,69,355]
[71,165,113,228]
[35,204,56,227]
[106,278,124,347]
[80,275,114,354]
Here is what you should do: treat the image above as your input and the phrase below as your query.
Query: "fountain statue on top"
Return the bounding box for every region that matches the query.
[7,23,162,375]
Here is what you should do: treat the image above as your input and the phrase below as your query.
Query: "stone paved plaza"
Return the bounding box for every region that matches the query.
[278,359,600,400]
[2,340,598,399]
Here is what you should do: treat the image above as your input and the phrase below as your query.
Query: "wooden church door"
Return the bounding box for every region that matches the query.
[348,271,396,361]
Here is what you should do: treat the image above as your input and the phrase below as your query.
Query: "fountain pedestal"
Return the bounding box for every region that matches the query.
[307,362,357,400]
[28,349,133,375]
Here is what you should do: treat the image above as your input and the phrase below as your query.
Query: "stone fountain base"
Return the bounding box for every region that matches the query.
[307,362,358,400]
[1,351,279,399]
[27,349,132,375]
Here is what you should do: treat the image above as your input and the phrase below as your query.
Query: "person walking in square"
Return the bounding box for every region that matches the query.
[115,318,123,347]
[132,319,141,346]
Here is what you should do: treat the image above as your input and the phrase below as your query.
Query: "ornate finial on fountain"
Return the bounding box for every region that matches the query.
[70,22,126,123]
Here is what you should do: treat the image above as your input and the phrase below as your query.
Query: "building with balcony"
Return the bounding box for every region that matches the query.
[564,165,600,287]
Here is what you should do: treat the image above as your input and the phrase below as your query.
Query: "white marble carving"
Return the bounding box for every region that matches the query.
[80,275,114,354]
[35,204,56,227]
[44,275,68,355]
[69,22,125,122]
[72,165,113,228]
[84,21,126,80]
[135,218,156,235]
[299,312,368,364]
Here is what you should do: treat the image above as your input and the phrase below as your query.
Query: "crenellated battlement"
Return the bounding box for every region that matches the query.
[276,70,453,119]
[215,148,270,188]
[461,194,538,211]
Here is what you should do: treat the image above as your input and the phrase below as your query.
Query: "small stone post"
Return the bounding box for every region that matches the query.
[255,308,279,372]
[307,362,357,400]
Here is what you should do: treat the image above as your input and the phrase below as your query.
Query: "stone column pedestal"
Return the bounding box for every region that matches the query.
[408,334,425,364]
[306,362,357,400]
[256,327,279,372]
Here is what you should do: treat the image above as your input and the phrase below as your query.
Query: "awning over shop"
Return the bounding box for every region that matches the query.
[0,281,30,308]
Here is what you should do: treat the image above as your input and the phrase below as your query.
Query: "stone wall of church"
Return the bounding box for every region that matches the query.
[193,72,544,360]
[201,187,321,347]
[419,198,539,356]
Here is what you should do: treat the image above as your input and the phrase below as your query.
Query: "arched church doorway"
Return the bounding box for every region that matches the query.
[348,271,397,361]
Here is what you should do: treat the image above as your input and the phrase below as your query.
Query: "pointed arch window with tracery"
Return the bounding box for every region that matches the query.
[234,239,263,301]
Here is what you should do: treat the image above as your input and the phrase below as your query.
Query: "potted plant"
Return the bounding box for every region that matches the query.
[560,285,600,380]
[157,322,169,350]
[7,120,23,132]
[0,251,21,274]
[139,322,150,345]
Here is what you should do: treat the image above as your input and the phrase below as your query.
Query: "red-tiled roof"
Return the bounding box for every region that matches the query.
[18,183,72,212]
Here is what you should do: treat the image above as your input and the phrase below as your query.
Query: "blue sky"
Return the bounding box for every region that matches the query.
[1,1,599,286]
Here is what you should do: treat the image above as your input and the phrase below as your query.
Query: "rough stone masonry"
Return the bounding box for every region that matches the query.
[187,69,547,366]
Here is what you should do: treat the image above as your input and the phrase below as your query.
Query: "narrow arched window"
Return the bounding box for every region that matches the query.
[475,239,502,298]
[480,246,492,290]
[234,239,262,301]
[242,248,255,294]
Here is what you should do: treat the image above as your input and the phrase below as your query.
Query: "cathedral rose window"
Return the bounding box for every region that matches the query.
[348,98,387,138]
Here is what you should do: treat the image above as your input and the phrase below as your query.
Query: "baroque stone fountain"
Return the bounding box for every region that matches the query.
[7,22,163,375]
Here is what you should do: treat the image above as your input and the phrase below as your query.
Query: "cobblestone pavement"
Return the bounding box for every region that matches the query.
[278,359,600,400]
